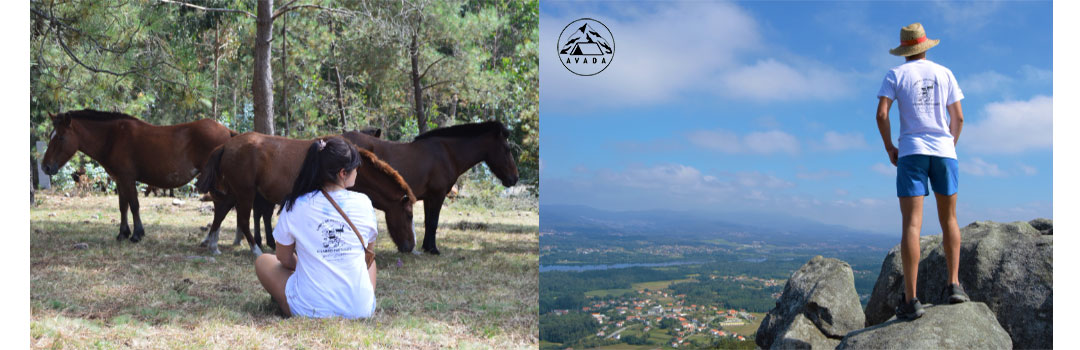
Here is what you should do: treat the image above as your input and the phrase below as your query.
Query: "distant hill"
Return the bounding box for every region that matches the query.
[541,204,896,250]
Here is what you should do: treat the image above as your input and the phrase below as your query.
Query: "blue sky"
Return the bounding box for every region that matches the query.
[539,1,1053,234]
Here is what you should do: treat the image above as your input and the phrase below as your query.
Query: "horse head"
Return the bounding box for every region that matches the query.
[350,146,418,253]
[484,122,519,187]
[41,112,80,176]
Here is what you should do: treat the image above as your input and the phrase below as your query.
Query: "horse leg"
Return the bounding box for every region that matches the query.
[253,205,263,248]
[120,180,146,243]
[235,197,263,256]
[116,186,131,241]
[255,197,276,250]
[421,196,446,255]
[201,196,234,255]
[264,207,275,250]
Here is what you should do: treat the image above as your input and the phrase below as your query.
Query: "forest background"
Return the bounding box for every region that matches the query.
[29,0,539,197]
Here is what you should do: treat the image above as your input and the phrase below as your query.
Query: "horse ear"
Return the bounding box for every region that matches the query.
[48,113,56,122]
[374,129,382,138]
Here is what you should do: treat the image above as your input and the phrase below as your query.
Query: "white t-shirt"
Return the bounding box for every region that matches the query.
[275,189,379,319]
[877,59,964,159]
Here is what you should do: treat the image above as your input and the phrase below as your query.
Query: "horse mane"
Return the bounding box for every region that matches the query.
[59,109,142,122]
[413,121,507,141]
[340,138,417,204]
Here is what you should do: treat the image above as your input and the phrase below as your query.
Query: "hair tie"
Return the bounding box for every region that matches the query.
[317,139,327,151]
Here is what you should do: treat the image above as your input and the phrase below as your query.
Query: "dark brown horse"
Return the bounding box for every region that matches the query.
[240,127,385,250]
[343,121,519,254]
[196,132,417,255]
[41,109,235,242]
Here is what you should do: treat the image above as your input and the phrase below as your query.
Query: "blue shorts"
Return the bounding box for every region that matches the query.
[896,155,958,197]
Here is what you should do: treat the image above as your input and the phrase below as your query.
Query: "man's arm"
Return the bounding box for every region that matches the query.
[947,101,964,145]
[876,96,898,166]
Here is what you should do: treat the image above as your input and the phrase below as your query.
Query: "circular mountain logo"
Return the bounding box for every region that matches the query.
[558,18,614,76]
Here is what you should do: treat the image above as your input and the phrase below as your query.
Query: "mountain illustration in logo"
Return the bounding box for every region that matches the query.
[560,22,612,56]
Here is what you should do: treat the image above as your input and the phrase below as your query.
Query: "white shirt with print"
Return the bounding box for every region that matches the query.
[877,59,965,159]
[275,189,378,319]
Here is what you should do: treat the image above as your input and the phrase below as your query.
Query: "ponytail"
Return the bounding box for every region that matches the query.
[281,137,362,213]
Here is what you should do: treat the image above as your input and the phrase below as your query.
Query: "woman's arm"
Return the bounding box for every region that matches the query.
[367,258,377,289]
[276,243,297,271]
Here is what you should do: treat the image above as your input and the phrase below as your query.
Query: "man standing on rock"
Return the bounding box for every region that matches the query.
[875,22,970,320]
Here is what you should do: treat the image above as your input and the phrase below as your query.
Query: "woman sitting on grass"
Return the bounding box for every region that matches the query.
[254,137,379,318]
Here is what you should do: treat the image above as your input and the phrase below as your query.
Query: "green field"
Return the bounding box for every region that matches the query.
[30,192,538,349]
[585,278,699,298]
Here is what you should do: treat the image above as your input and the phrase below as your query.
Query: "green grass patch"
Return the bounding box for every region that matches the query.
[31,193,538,349]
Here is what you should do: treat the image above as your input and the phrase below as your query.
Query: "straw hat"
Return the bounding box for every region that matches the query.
[889,23,940,57]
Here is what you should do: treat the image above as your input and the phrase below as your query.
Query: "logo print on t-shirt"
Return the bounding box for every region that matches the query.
[913,79,938,114]
[317,219,346,249]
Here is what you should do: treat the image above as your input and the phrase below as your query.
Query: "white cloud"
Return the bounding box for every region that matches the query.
[1020,65,1052,83]
[687,129,742,154]
[962,70,1012,95]
[835,189,849,196]
[961,157,1005,177]
[717,59,854,101]
[962,95,1052,154]
[1018,163,1038,176]
[821,131,868,151]
[796,169,850,180]
[687,129,799,155]
[744,131,800,155]
[871,163,894,176]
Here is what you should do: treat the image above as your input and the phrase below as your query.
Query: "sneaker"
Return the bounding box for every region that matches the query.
[946,283,970,304]
[895,295,925,320]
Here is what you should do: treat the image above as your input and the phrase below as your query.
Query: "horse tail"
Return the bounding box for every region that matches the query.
[196,146,225,195]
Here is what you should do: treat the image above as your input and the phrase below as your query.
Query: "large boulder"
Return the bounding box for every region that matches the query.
[756,256,864,349]
[864,220,1052,349]
[838,302,1012,349]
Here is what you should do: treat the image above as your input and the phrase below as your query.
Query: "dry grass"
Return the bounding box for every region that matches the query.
[30,192,538,349]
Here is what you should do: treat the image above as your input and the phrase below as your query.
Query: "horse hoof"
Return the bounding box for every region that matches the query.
[117,228,131,241]
[129,235,142,243]
[199,239,209,248]
[252,245,264,256]
[423,246,441,255]
[210,248,221,255]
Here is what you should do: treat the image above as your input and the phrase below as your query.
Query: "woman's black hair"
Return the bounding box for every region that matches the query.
[281,137,362,213]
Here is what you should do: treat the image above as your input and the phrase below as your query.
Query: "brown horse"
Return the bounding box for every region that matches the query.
[241,127,385,250]
[343,121,519,254]
[41,109,235,242]
[195,132,417,255]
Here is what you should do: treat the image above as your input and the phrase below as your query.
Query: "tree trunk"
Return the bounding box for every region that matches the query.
[410,31,426,134]
[252,0,275,135]
[280,13,290,137]
[447,93,458,127]
[213,26,220,119]
[332,19,347,133]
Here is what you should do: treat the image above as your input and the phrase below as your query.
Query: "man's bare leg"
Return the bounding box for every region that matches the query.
[935,192,961,285]
[900,196,924,302]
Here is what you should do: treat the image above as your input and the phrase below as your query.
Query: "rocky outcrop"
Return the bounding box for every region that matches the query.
[864,220,1052,349]
[756,256,864,349]
[837,302,1012,350]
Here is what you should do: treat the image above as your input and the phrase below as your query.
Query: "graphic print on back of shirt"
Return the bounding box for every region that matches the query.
[316,219,353,261]
[912,79,938,114]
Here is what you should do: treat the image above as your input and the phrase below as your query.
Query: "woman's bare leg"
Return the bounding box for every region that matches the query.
[255,253,293,317]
